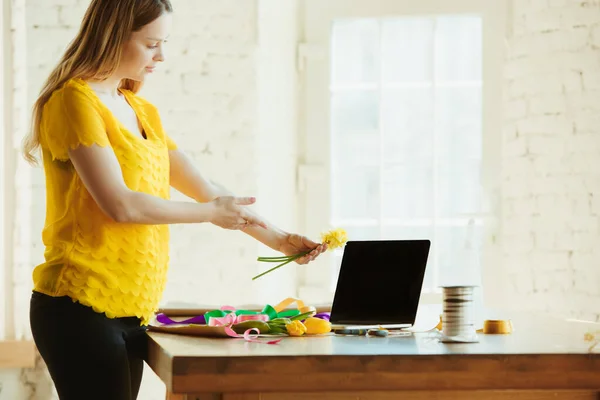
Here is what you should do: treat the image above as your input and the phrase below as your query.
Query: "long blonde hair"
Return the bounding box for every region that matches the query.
[22,0,173,165]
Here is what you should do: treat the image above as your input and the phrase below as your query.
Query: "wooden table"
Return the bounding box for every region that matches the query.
[147,311,600,400]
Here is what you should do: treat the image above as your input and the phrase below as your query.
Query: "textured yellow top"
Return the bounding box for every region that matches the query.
[33,78,177,325]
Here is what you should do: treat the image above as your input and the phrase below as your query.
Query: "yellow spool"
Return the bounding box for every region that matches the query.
[480,319,513,334]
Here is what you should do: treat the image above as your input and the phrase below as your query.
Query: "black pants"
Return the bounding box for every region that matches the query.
[30,291,148,400]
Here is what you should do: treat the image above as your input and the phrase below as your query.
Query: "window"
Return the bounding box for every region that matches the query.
[297,0,504,303]
[329,15,484,293]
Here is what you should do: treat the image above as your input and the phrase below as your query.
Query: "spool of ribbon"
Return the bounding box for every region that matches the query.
[479,320,513,334]
[440,285,478,342]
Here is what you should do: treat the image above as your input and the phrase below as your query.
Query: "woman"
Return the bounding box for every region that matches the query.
[23,1,326,399]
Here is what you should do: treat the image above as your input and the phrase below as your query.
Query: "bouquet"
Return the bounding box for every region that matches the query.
[252,228,348,280]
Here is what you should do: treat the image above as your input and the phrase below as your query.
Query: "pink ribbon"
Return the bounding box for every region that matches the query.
[207,313,269,326]
[208,311,281,345]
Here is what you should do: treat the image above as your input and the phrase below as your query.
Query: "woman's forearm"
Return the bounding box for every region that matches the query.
[168,149,289,249]
[115,190,214,225]
[199,183,288,250]
[242,208,288,251]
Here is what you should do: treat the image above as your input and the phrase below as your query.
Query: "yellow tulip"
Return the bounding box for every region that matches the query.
[320,228,348,250]
[585,330,599,352]
[286,320,307,336]
[303,317,331,335]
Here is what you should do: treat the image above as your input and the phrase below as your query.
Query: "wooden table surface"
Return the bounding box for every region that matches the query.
[147,310,600,400]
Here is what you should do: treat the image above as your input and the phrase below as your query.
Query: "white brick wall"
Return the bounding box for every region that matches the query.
[501,0,600,321]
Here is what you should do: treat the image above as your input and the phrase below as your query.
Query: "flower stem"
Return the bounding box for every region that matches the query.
[257,256,293,262]
[253,250,311,280]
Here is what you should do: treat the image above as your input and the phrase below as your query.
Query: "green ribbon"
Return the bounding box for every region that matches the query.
[204,305,300,322]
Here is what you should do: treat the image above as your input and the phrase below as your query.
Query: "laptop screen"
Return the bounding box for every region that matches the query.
[330,240,431,325]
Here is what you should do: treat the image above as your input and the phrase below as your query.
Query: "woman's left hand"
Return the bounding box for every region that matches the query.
[279,233,328,265]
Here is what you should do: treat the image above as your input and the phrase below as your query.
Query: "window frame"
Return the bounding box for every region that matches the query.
[1,0,8,340]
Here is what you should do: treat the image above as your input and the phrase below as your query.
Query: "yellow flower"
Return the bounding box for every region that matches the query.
[584,330,599,352]
[320,228,348,250]
[303,317,332,335]
[286,320,307,336]
[584,332,596,342]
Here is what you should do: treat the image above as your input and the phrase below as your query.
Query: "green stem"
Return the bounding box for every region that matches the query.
[256,249,312,262]
[252,257,297,280]
[257,256,293,262]
[252,250,311,280]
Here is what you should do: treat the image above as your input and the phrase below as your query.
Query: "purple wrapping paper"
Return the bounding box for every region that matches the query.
[313,312,330,321]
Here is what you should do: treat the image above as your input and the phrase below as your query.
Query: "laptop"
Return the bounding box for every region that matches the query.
[329,239,431,330]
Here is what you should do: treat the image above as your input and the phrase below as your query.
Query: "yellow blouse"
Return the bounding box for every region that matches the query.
[33,78,177,325]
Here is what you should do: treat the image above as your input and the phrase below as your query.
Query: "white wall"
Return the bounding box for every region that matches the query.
[500,0,600,321]
[254,0,301,302]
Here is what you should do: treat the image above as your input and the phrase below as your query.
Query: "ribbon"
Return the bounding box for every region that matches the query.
[156,308,329,327]
[154,298,328,344]
[204,307,261,321]
[203,303,305,321]
[207,313,269,326]
[155,314,206,325]
[313,312,330,321]
[274,297,316,315]
[208,313,282,345]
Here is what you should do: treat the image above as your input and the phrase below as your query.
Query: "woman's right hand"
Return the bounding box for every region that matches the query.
[209,196,268,230]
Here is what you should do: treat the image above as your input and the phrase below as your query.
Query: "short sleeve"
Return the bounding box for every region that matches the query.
[42,83,110,161]
[165,134,178,151]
